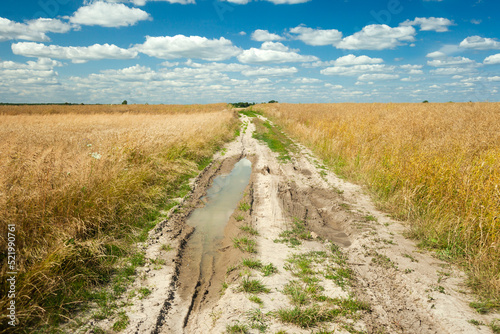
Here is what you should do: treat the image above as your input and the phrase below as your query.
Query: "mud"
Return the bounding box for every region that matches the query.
[84,113,498,334]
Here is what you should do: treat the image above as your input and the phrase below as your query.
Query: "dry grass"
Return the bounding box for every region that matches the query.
[0,105,237,329]
[258,102,500,301]
[0,103,228,115]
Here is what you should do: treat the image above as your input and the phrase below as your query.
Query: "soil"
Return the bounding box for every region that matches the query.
[87,114,499,334]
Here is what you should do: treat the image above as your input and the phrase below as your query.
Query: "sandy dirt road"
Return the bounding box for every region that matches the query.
[88,114,498,334]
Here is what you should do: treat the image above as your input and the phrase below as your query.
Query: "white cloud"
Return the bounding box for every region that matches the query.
[84,0,195,6]
[237,42,318,64]
[251,29,284,42]
[400,64,423,69]
[487,76,500,82]
[484,53,500,65]
[427,56,476,67]
[358,73,399,81]
[12,42,138,63]
[289,25,342,46]
[459,36,500,50]
[325,83,343,89]
[321,64,392,76]
[135,35,241,61]
[426,51,446,58]
[69,2,151,27]
[223,0,311,4]
[0,17,73,42]
[401,76,424,82]
[409,69,424,74]
[333,54,383,66]
[292,77,322,84]
[430,67,475,75]
[241,66,298,76]
[337,24,416,50]
[0,58,61,87]
[400,17,454,32]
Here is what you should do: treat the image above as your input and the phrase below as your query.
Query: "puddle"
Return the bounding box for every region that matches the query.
[181,158,252,303]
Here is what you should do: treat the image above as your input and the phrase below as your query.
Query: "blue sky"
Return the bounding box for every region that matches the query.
[0,0,499,104]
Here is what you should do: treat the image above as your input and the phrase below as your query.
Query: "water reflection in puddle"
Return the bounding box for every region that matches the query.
[186,158,252,271]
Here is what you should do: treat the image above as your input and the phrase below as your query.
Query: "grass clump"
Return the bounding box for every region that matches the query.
[240,225,259,236]
[233,237,257,253]
[252,118,294,161]
[239,277,270,294]
[226,321,249,334]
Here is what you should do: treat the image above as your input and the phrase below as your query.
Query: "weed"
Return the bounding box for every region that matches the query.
[247,308,268,332]
[239,277,270,294]
[491,319,500,333]
[235,215,245,222]
[240,225,259,235]
[161,244,172,252]
[239,202,251,211]
[226,321,249,334]
[262,263,278,276]
[252,118,294,161]
[468,319,484,326]
[112,311,130,332]
[248,295,264,305]
[470,300,500,314]
[276,305,340,328]
[233,237,257,253]
[138,287,151,299]
[402,253,418,262]
[242,258,263,269]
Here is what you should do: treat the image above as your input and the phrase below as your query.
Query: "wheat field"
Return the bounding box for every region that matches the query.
[258,102,500,300]
[0,104,237,327]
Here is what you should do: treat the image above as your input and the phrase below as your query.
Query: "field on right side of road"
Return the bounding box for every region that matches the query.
[258,102,500,303]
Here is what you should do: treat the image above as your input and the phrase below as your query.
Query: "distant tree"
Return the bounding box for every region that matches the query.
[422,100,429,103]
[268,100,278,104]
[122,100,128,105]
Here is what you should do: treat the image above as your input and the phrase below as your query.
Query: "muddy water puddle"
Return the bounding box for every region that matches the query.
[178,158,252,324]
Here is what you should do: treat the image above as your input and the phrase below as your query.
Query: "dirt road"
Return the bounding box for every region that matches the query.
[89,114,498,334]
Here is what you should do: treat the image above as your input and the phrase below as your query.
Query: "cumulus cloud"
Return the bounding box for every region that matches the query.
[358,73,399,81]
[333,54,383,66]
[69,2,151,27]
[427,56,476,67]
[241,66,298,76]
[292,77,322,84]
[320,64,392,76]
[459,36,500,50]
[12,42,138,63]
[237,42,318,64]
[251,29,284,42]
[336,24,416,50]
[135,35,241,61]
[0,17,73,42]
[222,0,311,4]
[400,17,454,32]
[288,25,342,46]
[484,53,500,65]
[0,58,62,87]
[83,0,195,6]
[426,51,446,58]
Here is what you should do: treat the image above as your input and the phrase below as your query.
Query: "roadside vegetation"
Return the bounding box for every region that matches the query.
[0,105,238,331]
[257,102,500,304]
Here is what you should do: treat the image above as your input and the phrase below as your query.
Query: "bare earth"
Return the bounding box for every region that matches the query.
[86,114,498,334]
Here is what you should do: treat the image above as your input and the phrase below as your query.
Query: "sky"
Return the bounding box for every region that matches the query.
[0,0,499,104]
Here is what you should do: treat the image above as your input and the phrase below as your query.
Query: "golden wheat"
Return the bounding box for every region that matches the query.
[258,102,500,300]
[0,106,237,328]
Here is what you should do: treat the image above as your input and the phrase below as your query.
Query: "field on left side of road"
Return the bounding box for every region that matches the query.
[0,104,238,331]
